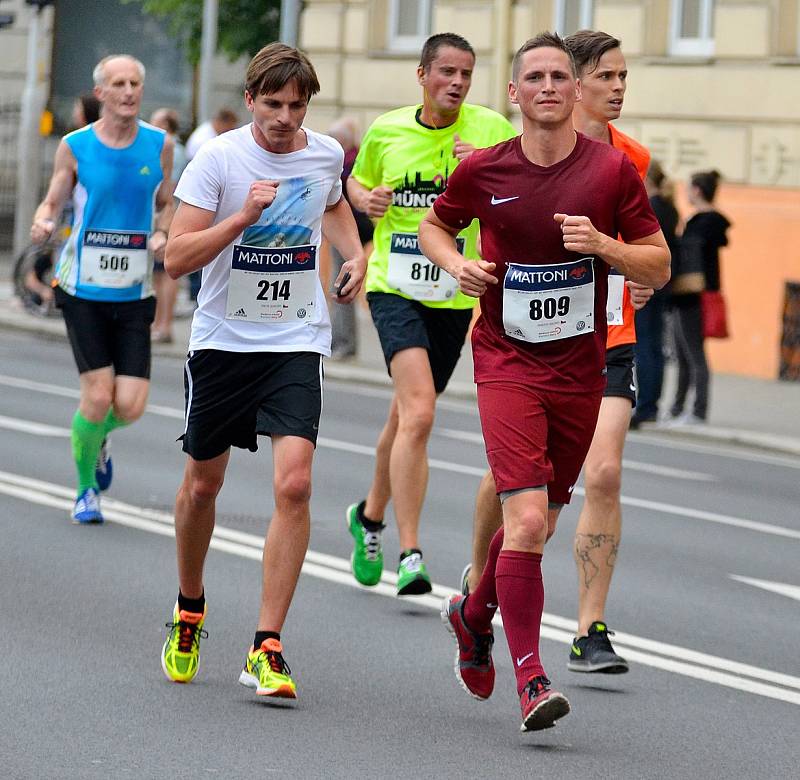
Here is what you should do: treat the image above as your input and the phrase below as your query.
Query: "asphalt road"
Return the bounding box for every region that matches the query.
[1,329,798,779]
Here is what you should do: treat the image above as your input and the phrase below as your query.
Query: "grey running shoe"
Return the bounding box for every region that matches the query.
[567,621,629,674]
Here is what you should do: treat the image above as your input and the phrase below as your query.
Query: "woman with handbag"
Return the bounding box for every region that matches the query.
[667,170,731,424]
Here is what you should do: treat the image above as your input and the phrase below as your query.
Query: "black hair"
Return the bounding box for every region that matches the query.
[419,33,474,72]
[691,170,722,203]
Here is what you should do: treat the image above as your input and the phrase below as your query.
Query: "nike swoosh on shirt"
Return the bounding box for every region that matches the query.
[490,195,520,206]
[486,602,498,609]
[516,652,535,667]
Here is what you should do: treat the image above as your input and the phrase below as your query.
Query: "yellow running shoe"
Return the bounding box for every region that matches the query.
[238,638,297,699]
[160,602,207,683]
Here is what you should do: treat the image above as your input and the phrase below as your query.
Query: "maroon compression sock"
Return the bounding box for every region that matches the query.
[495,549,546,695]
[463,527,504,631]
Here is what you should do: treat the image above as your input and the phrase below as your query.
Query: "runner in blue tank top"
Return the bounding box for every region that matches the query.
[31,54,175,524]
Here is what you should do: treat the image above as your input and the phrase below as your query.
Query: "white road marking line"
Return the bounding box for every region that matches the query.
[1,386,798,541]
[630,431,800,471]
[1,469,799,706]
[8,371,799,470]
[0,414,70,437]
[436,428,715,482]
[730,575,800,603]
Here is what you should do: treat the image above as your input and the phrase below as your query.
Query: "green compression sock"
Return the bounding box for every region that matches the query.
[102,409,130,436]
[71,411,106,492]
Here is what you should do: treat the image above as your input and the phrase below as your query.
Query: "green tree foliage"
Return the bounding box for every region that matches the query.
[124,0,281,65]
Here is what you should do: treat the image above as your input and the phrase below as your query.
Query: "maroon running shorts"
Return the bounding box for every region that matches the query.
[476,381,603,504]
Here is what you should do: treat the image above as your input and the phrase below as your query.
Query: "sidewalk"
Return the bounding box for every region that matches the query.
[2,265,799,456]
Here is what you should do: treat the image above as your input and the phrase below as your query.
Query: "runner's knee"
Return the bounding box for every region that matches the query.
[184,471,225,505]
[81,385,113,417]
[397,399,435,441]
[274,467,312,507]
[504,508,548,549]
[584,456,622,498]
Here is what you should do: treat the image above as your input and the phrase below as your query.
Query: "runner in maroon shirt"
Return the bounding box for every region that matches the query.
[419,32,669,733]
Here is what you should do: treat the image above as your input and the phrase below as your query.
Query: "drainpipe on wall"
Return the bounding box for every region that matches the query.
[197,0,218,124]
[493,0,511,117]
[280,0,301,47]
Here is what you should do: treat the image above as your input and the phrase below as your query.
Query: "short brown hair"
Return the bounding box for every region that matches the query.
[512,32,576,83]
[419,33,475,73]
[564,30,621,77]
[245,43,320,101]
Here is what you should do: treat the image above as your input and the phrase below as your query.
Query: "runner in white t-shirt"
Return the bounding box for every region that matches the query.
[158,43,366,700]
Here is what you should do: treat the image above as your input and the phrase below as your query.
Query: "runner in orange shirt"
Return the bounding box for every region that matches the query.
[461,30,654,679]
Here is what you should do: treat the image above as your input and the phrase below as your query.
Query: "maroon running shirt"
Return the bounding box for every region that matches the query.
[432,133,659,391]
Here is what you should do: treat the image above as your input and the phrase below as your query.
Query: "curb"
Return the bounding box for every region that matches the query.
[1,302,799,459]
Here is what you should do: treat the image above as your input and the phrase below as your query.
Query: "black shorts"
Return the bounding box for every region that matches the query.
[604,343,636,404]
[55,287,156,377]
[366,292,472,394]
[181,349,323,461]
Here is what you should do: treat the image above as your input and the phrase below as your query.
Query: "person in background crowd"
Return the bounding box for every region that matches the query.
[185,107,240,302]
[185,106,239,160]
[631,159,680,428]
[149,107,189,343]
[667,170,730,425]
[70,92,101,129]
[327,117,374,359]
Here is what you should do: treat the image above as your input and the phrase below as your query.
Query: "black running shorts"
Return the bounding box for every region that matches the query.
[55,287,156,378]
[366,292,472,394]
[604,343,636,404]
[181,349,324,461]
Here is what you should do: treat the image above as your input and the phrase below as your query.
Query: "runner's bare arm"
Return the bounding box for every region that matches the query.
[151,134,176,259]
[322,197,366,303]
[30,141,77,243]
[165,179,279,279]
[419,209,497,298]
[346,178,393,219]
[553,214,670,289]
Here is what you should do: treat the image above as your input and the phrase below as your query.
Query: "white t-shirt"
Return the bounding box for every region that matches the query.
[175,124,344,354]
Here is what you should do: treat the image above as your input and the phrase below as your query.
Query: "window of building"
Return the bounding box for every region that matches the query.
[554,0,593,36]
[388,0,432,52]
[670,0,715,56]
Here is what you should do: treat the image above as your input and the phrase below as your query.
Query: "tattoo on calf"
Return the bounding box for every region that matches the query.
[575,533,619,588]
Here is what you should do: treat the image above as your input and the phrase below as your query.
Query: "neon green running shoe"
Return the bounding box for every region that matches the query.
[160,602,207,683]
[238,638,297,699]
[397,550,432,596]
[346,500,384,586]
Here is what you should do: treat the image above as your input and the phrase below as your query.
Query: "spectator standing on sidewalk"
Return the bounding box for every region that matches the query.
[149,107,189,343]
[668,170,730,425]
[632,159,679,427]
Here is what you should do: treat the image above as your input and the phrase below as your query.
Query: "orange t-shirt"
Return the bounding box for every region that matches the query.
[607,124,651,349]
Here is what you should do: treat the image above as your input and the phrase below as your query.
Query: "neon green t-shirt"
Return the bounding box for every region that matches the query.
[351,103,516,309]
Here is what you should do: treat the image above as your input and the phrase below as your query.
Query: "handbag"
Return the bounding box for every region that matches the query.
[701,290,729,339]
[670,235,706,295]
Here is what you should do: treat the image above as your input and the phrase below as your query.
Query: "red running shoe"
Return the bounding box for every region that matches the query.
[440,594,495,700]
[520,676,570,732]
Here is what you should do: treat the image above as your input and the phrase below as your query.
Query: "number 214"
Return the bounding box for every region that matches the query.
[257,279,291,301]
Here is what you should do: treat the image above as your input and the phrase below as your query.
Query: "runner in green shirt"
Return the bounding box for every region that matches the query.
[345,33,516,596]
